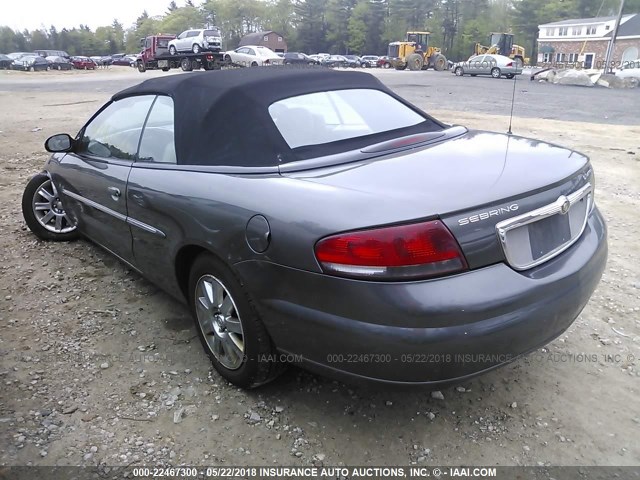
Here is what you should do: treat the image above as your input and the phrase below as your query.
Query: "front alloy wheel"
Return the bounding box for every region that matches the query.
[21,172,78,241]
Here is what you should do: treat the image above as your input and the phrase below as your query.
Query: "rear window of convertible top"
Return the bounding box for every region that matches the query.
[268,89,427,150]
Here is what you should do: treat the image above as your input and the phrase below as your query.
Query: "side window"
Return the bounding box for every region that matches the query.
[77,96,155,161]
[247,48,256,56]
[187,31,198,38]
[138,96,177,164]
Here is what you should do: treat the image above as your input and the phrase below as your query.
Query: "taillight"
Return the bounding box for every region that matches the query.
[314,220,468,280]
[506,62,513,67]
[264,59,270,65]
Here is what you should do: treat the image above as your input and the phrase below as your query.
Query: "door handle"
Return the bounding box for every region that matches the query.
[108,187,121,200]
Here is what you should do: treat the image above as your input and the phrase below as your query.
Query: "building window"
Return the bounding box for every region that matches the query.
[572,26,582,35]
[586,25,597,35]
[543,52,552,62]
[622,46,639,62]
[558,27,568,36]
[264,35,269,42]
[568,53,579,63]
[546,28,554,36]
[278,36,283,42]
[555,52,565,62]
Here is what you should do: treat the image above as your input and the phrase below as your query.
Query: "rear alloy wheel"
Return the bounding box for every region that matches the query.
[506,73,515,79]
[454,66,464,76]
[491,67,501,78]
[21,173,78,241]
[192,44,201,54]
[169,45,177,56]
[382,62,391,69]
[251,62,258,67]
[189,254,283,388]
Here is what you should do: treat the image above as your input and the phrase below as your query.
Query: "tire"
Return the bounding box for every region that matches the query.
[224,54,231,63]
[21,173,78,242]
[454,66,464,76]
[169,46,177,56]
[491,67,501,78]
[181,58,193,72]
[432,54,447,71]
[506,73,515,79]
[395,63,407,70]
[192,44,201,54]
[382,62,390,69]
[251,62,258,67]
[161,67,170,72]
[137,62,146,73]
[407,53,424,71]
[188,253,283,388]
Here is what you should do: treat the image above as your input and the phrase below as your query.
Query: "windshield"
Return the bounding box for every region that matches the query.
[205,29,220,36]
[268,89,426,149]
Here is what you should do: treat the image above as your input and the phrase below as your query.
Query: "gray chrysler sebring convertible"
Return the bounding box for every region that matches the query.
[21,68,607,388]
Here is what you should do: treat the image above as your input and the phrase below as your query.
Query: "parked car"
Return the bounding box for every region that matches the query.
[21,68,606,389]
[343,55,362,67]
[7,52,33,60]
[321,55,349,68]
[112,55,137,67]
[616,59,640,79]
[0,54,11,69]
[377,55,392,68]
[223,45,283,66]
[11,55,50,71]
[283,52,319,65]
[71,56,96,70]
[453,54,522,79]
[360,55,379,67]
[168,28,222,55]
[34,49,70,59]
[46,56,74,70]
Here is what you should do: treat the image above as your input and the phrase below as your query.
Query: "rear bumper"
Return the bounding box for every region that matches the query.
[235,208,607,386]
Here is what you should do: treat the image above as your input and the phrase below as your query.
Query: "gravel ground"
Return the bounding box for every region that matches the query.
[0,69,639,468]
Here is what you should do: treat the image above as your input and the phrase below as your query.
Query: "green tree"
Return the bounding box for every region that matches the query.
[347,0,369,53]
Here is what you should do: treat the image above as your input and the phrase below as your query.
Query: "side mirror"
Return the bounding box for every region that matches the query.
[45,134,73,153]
[139,38,145,47]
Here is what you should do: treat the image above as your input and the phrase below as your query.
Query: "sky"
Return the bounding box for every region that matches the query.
[2,0,169,31]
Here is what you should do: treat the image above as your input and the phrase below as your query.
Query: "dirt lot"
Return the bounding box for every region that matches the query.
[0,69,639,469]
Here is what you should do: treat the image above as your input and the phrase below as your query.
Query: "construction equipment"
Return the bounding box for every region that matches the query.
[473,33,528,67]
[388,31,448,71]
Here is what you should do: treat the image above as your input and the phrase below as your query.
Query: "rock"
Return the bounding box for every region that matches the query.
[62,406,78,415]
[249,412,261,423]
[83,453,93,461]
[170,450,176,459]
[511,402,518,409]
[427,412,436,420]
[431,391,445,400]
[100,362,109,369]
[315,453,326,461]
[456,386,466,393]
[211,414,219,421]
[523,445,530,452]
[553,69,593,87]
[173,407,185,424]
[90,446,98,453]
[385,401,393,406]
[275,406,284,413]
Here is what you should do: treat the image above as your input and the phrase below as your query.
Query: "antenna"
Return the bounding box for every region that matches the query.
[507,69,517,135]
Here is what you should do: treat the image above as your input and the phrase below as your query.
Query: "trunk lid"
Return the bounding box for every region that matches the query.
[282,129,592,269]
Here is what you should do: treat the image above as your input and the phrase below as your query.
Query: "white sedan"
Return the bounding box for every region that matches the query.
[224,45,283,67]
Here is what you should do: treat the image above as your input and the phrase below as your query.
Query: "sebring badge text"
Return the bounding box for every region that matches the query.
[458,204,519,226]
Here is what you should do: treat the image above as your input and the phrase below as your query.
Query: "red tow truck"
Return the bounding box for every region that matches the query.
[137,35,225,73]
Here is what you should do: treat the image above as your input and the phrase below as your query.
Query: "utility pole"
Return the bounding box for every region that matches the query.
[603,0,625,73]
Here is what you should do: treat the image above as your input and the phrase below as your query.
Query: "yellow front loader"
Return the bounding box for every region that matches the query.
[388,32,448,71]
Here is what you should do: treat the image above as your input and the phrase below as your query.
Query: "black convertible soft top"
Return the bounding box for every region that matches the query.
[113,67,444,167]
